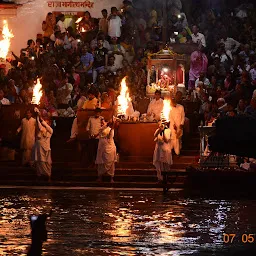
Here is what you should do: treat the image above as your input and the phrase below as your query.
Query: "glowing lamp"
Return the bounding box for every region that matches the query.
[162,67,169,73]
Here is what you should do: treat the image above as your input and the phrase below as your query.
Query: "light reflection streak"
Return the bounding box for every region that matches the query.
[0,191,255,255]
[0,194,53,255]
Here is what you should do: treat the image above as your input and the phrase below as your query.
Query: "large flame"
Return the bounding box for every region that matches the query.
[161,99,172,123]
[0,20,14,60]
[117,77,131,117]
[32,79,43,105]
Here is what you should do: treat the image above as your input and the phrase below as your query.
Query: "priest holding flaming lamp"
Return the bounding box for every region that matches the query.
[153,99,173,182]
[31,79,53,181]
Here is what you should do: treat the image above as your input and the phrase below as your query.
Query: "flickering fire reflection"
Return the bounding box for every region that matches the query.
[0,190,255,255]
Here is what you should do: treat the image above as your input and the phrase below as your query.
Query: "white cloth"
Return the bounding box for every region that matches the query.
[236,10,247,19]
[169,104,185,155]
[96,127,117,177]
[0,98,10,105]
[191,33,206,47]
[250,68,256,81]
[221,37,240,53]
[17,117,36,150]
[14,85,20,95]
[70,117,78,139]
[253,89,256,99]
[108,16,122,38]
[57,83,73,105]
[55,35,71,50]
[77,96,87,109]
[32,119,53,177]
[86,116,103,138]
[106,63,118,73]
[35,162,51,178]
[147,98,164,120]
[90,39,110,51]
[153,128,173,181]
[195,78,210,88]
[57,20,66,33]
[22,149,32,165]
[108,44,125,69]
[240,162,250,170]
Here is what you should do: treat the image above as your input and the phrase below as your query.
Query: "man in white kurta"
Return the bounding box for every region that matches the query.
[153,122,173,182]
[17,110,36,166]
[86,108,103,166]
[169,99,185,156]
[32,115,53,180]
[96,121,117,183]
[147,90,164,121]
[67,117,78,143]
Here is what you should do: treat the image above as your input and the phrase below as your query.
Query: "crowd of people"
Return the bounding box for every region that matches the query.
[1,0,256,180]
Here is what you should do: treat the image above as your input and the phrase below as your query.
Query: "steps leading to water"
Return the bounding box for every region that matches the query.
[0,133,200,188]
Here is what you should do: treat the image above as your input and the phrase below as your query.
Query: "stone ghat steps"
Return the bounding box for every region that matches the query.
[0,162,187,187]
[51,149,199,161]
[0,174,186,184]
[0,155,197,170]
[0,166,187,179]
[0,180,185,188]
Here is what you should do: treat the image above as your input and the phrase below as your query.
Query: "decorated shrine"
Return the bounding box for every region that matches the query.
[146,49,186,98]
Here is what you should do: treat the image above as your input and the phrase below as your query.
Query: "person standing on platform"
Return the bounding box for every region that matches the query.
[86,108,103,167]
[169,97,185,156]
[32,111,53,181]
[66,112,78,143]
[153,121,172,182]
[16,109,36,166]
[147,90,164,121]
[99,9,108,36]
[82,89,98,109]
[96,119,117,183]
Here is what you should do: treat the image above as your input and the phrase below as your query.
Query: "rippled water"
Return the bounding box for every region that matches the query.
[0,188,256,255]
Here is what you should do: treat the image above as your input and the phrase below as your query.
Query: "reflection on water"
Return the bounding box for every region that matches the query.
[0,189,256,255]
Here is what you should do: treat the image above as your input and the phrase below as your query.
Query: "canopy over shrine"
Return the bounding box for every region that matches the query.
[146,49,186,97]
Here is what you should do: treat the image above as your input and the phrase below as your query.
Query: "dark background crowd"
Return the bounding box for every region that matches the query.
[0,0,255,122]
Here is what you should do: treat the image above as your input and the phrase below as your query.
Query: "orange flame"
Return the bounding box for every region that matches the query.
[161,99,172,122]
[75,17,83,24]
[117,77,131,117]
[31,79,43,105]
[0,20,14,59]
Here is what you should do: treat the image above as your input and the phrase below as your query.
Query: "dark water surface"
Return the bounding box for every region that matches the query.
[0,188,256,256]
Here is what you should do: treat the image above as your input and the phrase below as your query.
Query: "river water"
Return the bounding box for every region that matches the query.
[0,188,256,256]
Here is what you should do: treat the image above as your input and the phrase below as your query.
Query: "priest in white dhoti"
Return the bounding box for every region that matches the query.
[32,111,53,181]
[96,120,117,183]
[16,109,36,166]
[169,97,185,156]
[147,90,164,121]
[70,117,78,140]
[153,122,173,182]
[66,117,78,143]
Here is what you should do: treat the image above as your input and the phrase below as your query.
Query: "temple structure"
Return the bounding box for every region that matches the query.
[146,49,186,98]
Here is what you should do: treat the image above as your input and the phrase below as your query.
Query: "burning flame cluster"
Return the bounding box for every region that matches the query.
[31,79,43,105]
[161,99,172,123]
[117,77,131,117]
[0,20,14,60]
